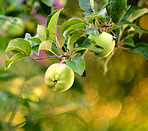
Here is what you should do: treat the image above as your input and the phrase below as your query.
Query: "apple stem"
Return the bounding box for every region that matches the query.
[45,51,49,57]
[59,58,62,63]
[107,28,117,40]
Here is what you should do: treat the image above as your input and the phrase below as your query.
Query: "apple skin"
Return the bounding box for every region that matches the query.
[1,18,24,37]
[89,32,115,57]
[45,63,74,92]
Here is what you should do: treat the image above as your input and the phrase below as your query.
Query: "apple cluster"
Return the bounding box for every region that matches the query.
[45,32,115,92]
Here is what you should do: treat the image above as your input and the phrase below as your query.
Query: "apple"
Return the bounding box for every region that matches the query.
[89,32,115,57]
[45,63,74,92]
[1,17,24,37]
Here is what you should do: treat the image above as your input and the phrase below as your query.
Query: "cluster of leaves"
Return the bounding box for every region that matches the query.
[4,0,148,77]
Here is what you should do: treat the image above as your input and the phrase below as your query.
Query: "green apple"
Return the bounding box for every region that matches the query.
[45,63,74,92]
[89,32,115,57]
[1,17,24,37]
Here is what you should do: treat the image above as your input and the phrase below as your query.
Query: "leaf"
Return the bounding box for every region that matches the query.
[24,33,31,40]
[74,38,104,53]
[0,35,8,51]
[122,37,135,47]
[46,10,58,28]
[0,15,10,21]
[37,25,47,41]
[0,69,18,81]
[47,8,63,42]
[86,27,98,36]
[63,23,86,37]
[106,0,127,24]
[57,18,83,46]
[79,0,93,13]
[28,37,42,45]
[141,28,148,33]
[41,0,54,7]
[4,53,28,70]
[66,55,85,75]
[90,0,94,11]
[39,41,52,52]
[69,30,85,47]
[85,8,107,23]
[123,6,148,22]
[75,44,103,53]
[5,38,31,55]
[58,18,83,34]
[128,43,148,59]
[26,34,41,46]
[121,20,142,38]
[31,45,39,54]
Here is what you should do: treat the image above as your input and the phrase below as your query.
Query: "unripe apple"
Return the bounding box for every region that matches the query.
[45,63,74,92]
[89,32,115,57]
[1,18,24,37]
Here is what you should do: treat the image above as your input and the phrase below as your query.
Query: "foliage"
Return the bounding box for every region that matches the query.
[0,0,148,130]
[3,0,148,73]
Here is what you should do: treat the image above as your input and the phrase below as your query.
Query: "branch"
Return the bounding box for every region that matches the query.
[30,55,70,61]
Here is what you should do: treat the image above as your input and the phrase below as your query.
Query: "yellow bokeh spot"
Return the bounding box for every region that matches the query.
[139,14,148,29]
[33,87,43,97]
[4,112,26,127]
[105,100,122,119]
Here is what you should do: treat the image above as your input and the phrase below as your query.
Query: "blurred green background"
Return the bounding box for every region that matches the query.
[0,0,148,131]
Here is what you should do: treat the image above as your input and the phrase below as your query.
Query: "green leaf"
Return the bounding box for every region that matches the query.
[37,25,47,41]
[39,41,52,52]
[31,45,39,54]
[58,18,83,35]
[46,10,58,28]
[79,0,93,13]
[85,8,107,23]
[25,33,40,46]
[106,0,127,24]
[75,44,103,53]
[141,28,148,33]
[66,55,85,75]
[121,20,142,38]
[5,38,31,55]
[0,69,18,81]
[4,53,28,70]
[24,33,31,40]
[28,37,42,44]
[0,35,8,51]
[69,30,85,47]
[86,27,98,36]
[47,8,63,42]
[64,23,86,37]
[41,0,54,7]
[74,38,103,53]
[90,0,94,12]
[128,43,148,59]
[0,15,10,21]
[122,37,135,47]
[124,6,148,22]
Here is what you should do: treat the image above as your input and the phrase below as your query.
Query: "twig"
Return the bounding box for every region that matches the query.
[30,55,69,61]
[107,27,117,38]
